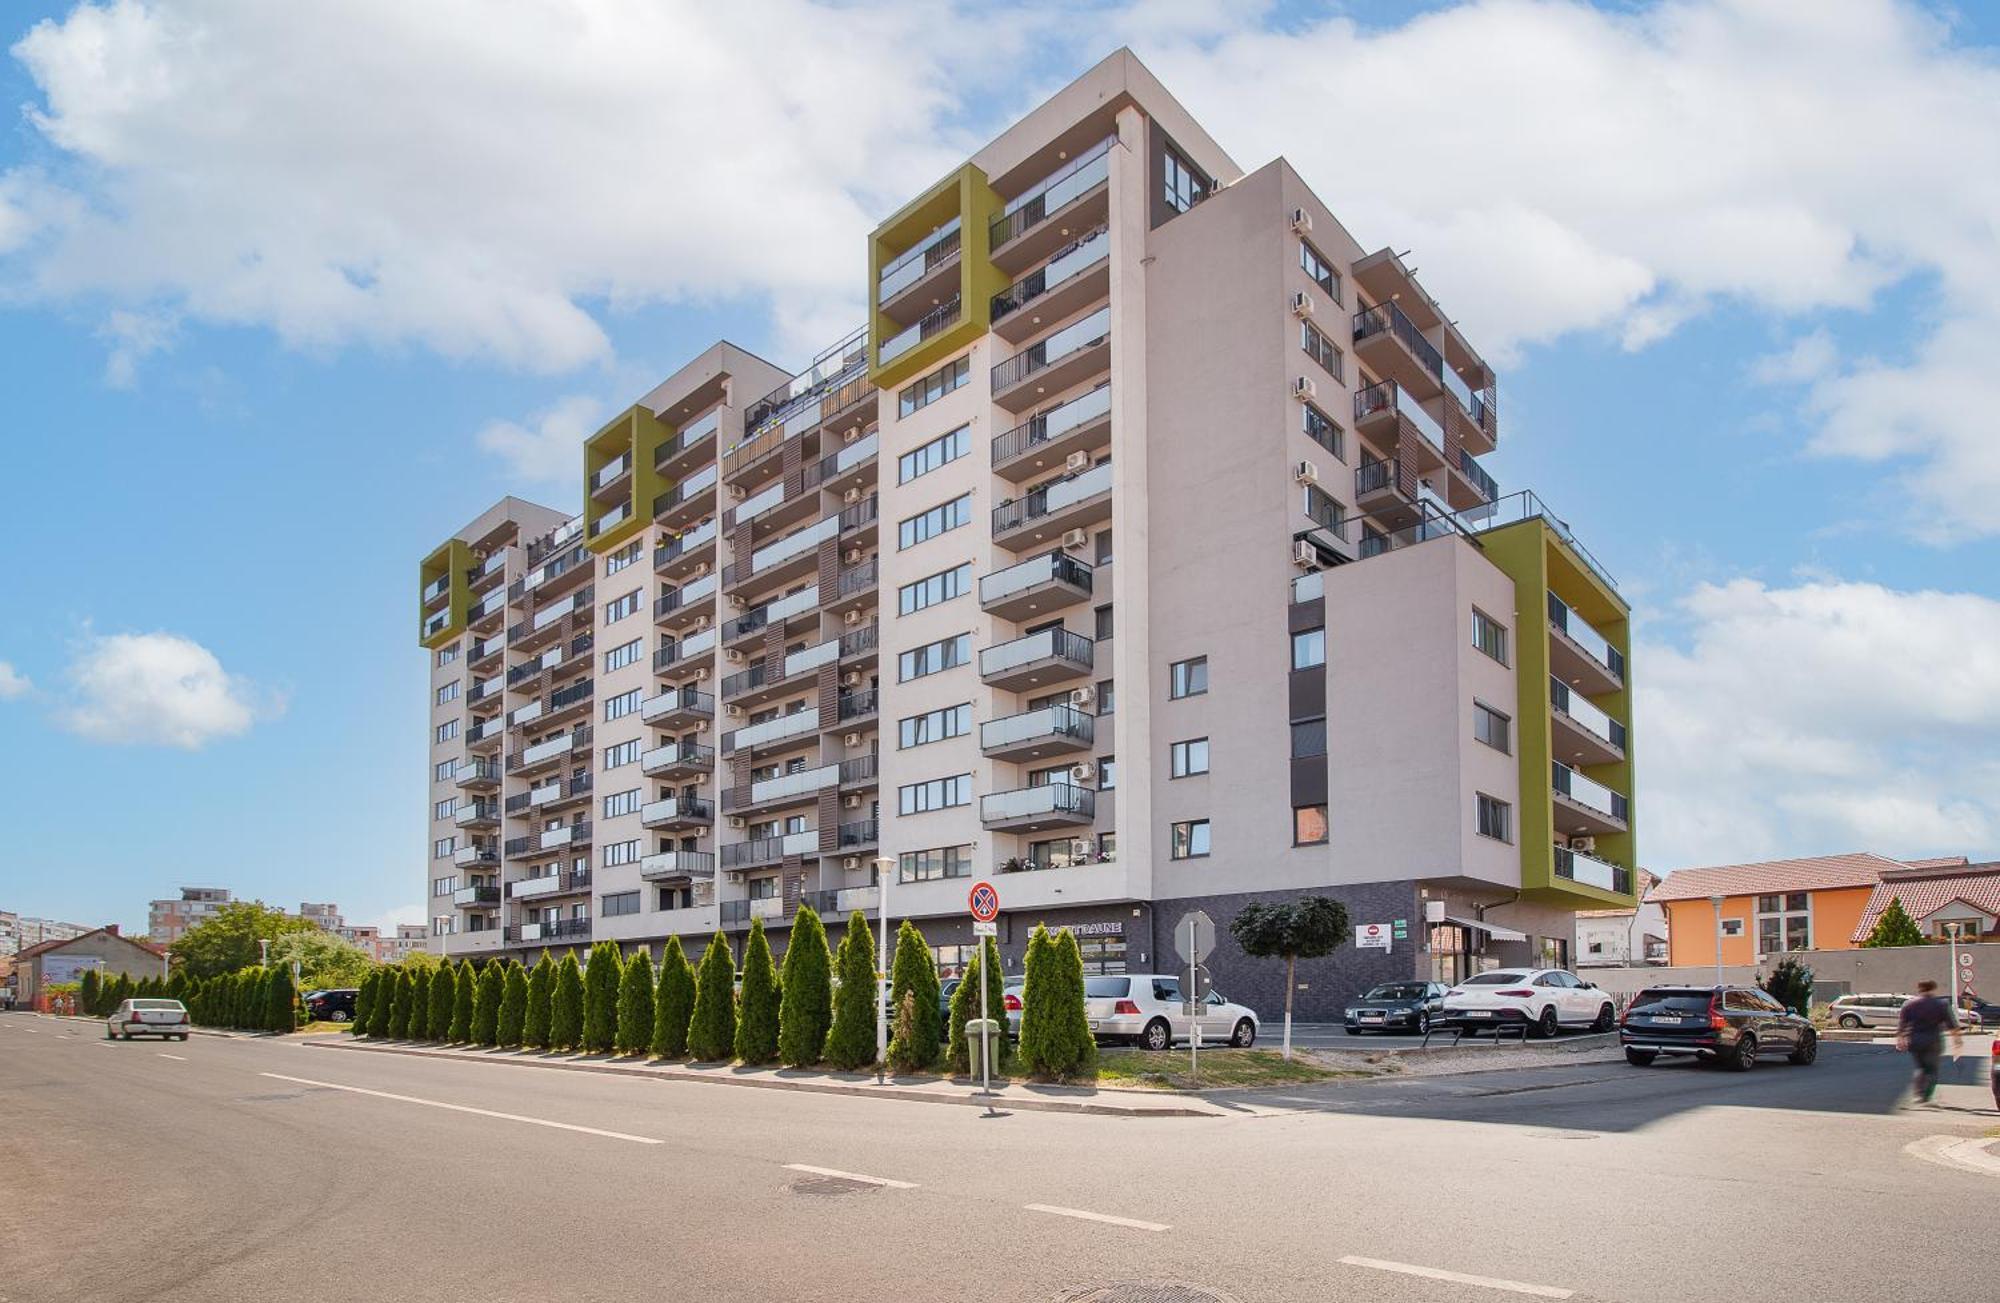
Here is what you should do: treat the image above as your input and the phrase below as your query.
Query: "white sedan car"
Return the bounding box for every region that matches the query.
[1442,969,1617,1038]
[106,997,190,1041]
[1083,974,1259,1051]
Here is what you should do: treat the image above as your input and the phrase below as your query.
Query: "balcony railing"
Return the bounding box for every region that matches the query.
[724,708,819,753]
[980,550,1094,608]
[719,829,819,870]
[641,741,714,775]
[991,306,1110,392]
[451,884,500,907]
[990,137,1112,249]
[740,764,839,809]
[652,463,719,519]
[589,500,631,539]
[878,217,961,300]
[1548,592,1626,680]
[979,627,1094,679]
[839,754,878,786]
[990,228,1109,323]
[592,452,632,493]
[725,585,820,643]
[992,461,1112,535]
[653,519,719,572]
[1356,502,1468,560]
[837,688,877,722]
[878,295,962,367]
[656,572,718,621]
[642,796,713,826]
[741,325,869,440]
[992,383,1110,467]
[1552,762,1629,824]
[725,515,838,587]
[511,543,588,602]
[1457,448,1498,501]
[422,573,452,605]
[981,704,1093,753]
[1353,301,1443,380]
[510,917,592,944]
[509,870,592,900]
[838,622,878,660]
[1554,845,1633,895]
[640,850,716,881]
[838,558,879,598]
[1354,380,1446,450]
[654,408,721,466]
[642,687,714,723]
[980,782,1095,825]
[837,818,878,849]
[1550,677,1627,751]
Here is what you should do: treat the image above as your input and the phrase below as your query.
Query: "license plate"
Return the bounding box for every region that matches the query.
[1360,1015,1383,1023]
[1465,1010,1491,1018]
[1087,1020,1100,1030]
[1651,1015,1683,1025]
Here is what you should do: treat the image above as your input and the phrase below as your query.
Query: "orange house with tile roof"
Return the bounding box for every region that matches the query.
[1647,852,1906,968]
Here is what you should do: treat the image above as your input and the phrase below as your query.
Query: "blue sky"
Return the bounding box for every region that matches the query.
[4,0,1999,933]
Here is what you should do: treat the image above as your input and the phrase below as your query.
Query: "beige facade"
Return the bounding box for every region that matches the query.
[147,886,234,945]
[418,50,1636,1017]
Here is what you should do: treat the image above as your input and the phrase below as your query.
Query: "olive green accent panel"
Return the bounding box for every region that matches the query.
[419,538,474,650]
[867,162,1008,391]
[1478,519,1637,908]
[582,405,672,556]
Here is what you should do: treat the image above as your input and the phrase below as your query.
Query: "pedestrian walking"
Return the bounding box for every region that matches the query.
[1896,979,1962,1106]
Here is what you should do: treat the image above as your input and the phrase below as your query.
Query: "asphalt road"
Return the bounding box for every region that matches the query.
[2,1012,1993,1303]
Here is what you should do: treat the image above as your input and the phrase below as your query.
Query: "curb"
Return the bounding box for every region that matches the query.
[304,1039,1223,1118]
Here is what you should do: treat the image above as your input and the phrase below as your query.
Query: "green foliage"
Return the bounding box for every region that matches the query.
[686,933,737,1062]
[947,937,1009,1074]
[523,951,554,1049]
[550,952,585,1050]
[268,929,376,991]
[1862,897,1926,948]
[451,962,477,1041]
[366,969,394,1036]
[1761,956,1815,1014]
[387,968,415,1037]
[472,962,504,1045]
[498,961,529,1047]
[886,919,941,1073]
[777,906,833,1068]
[166,969,188,1000]
[265,964,299,1033]
[105,972,135,1014]
[426,961,456,1040]
[651,935,696,1058]
[824,911,878,1070]
[616,948,655,1055]
[1228,896,1350,963]
[352,970,377,1034]
[408,967,432,1036]
[1019,925,1095,1079]
[735,920,781,1065]
[581,941,621,1053]
[79,969,102,1016]
[166,900,323,980]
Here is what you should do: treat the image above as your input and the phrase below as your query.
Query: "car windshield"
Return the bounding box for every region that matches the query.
[1084,978,1130,998]
[1364,984,1427,1000]
[1462,972,1528,986]
[1631,990,1713,1013]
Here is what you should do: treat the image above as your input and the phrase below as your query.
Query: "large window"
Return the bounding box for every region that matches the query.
[435,681,460,705]
[603,739,641,769]
[898,357,970,418]
[604,540,642,574]
[898,774,971,815]
[604,638,642,672]
[604,590,640,623]
[898,633,971,682]
[1170,819,1211,860]
[1300,239,1342,300]
[898,563,971,615]
[1170,738,1209,778]
[898,494,972,550]
[1476,794,1512,843]
[1292,627,1325,670]
[602,840,641,867]
[1301,321,1343,381]
[602,789,641,819]
[898,425,969,483]
[898,703,971,749]
[1472,608,1509,665]
[1302,402,1344,460]
[1473,702,1511,754]
[434,720,458,744]
[600,891,641,917]
[1290,717,1327,759]
[434,797,457,820]
[1162,144,1207,214]
[899,845,974,884]
[604,688,642,721]
[1756,893,1811,955]
[1169,656,1208,699]
[433,836,457,859]
[435,645,459,667]
[433,760,456,782]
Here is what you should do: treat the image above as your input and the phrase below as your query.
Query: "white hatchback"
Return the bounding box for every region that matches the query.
[1442,969,1616,1038]
[1083,974,1260,1051]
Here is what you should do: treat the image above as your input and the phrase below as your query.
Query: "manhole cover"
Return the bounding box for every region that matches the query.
[1057,1284,1239,1303]
[789,1175,878,1197]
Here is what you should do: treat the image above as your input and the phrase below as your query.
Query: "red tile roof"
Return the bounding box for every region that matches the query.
[1851,863,2000,942]
[1904,856,1969,870]
[1647,852,1905,903]
[15,927,165,962]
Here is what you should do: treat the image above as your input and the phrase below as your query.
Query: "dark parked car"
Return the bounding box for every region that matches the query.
[1620,985,1817,1070]
[304,988,359,1023]
[1344,981,1449,1035]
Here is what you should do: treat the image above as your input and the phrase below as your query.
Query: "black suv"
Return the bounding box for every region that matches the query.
[304,988,359,1023]
[1620,985,1817,1070]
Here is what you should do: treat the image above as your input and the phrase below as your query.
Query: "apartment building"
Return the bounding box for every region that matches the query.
[417,50,1638,1018]
[0,912,93,957]
[148,887,235,945]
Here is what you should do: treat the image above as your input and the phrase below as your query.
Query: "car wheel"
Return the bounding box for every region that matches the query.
[1837,1013,1862,1029]
[1729,1033,1758,1071]
[1230,1019,1255,1048]
[1142,1019,1172,1052]
[1625,1048,1657,1066]
[332,1010,351,1023]
[1534,1006,1559,1039]
[1592,1003,1615,1033]
[1416,1012,1431,1035]
[1343,1026,1361,1036]
[1787,1030,1818,1065]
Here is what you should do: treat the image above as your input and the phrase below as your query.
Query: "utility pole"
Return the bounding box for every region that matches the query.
[1709,895,1725,987]
[873,856,895,1082]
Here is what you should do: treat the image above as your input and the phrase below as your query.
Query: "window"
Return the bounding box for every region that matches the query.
[898,633,971,682]
[898,494,972,550]
[1473,702,1511,753]
[432,916,455,937]
[1097,756,1117,789]
[432,876,458,897]
[1162,144,1207,214]
[1294,804,1329,845]
[898,563,971,615]
[1170,819,1211,859]
[1476,793,1512,843]
[434,797,457,820]
[1755,893,1811,955]
[435,680,460,705]
[604,638,642,672]
[1094,605,1115,640]
[1720,918,1746,938]
[1169,656,1208,699]
[604,540,642,574]
[899,845,974,884]
[601,891,640,917]
[604,688,642,721]
[748,876,779,901]
[898,703,971,749]
[603,789,641,819]
[1290,717,1327,759]
[899,774,971,815]
[433,760,456,782]
[605,590,640,623]
[435,645,459,667]
[898,425,969,483]
[1301,402,1344,460]
[1097,679,1115,714]
[1291,628,1325,671]
[434,720,459,744]
[1170,738,1210,778]
[602,840,641,867]
[1093,530,1114,565]
[1300,239,1341,300]
[1472,608,1509,665]
[1301,321,1343,381]
[603,739,641,769]
[898,357,970,418]
[433,836,457,859]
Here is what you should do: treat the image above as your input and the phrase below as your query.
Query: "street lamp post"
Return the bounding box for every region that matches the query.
[1710,895,1725,988]
[161,950,172,981]
[258,938,271,968]
[874,856,896,1082]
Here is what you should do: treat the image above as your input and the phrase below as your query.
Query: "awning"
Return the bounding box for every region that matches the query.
[1438,914,1527,943]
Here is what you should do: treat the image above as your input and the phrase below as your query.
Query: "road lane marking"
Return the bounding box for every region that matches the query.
[783,1164,916,1189]
[159,1053,188,1061]
[258,1073,663,1145]
[1340,1256,1573,1299]
[1024,1204,1170,1232]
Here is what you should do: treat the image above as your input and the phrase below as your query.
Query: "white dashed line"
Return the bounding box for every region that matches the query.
[159,1053,188,1061]
[784,1164,917,1189]
[1024,1204,1170,1232]
[257,1073,663,1144]
[1340,1256,1573,1298]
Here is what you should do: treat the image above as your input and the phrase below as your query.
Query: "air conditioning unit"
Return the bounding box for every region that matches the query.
[1069,686,1094,708]
[843,608,862,626]
[842,671,860,687]
[845,548,862,564]
[728,816,745,829]
[1570,835,1597,854]
[727,649,745,664]
[693,667,710,681]
[843,732,862,747]
[1290,207,1313,235]
[844,429,861,445]
[1292,539,1320,570]
[1064,451,1091,473]
[1291,291,1315,318]
[844,794,862,809]
[843,856,859,871]
[728,484,746,501]
[1068,762,1094,783]
[692,562,709,576]
[694,718,709,732]
[1295,459,1320,485]
[694,615,709,629]
[726,704,744,717]
[1292,376,1316,401]
[1060,528,1089,550]
[843,487,861,504]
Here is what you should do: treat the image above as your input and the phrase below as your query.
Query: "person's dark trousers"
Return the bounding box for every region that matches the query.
[1910,1042,1944,1102]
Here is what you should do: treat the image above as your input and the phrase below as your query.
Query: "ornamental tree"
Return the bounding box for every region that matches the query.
[616,947,655,1056]
[824,910,878,1071]
[777,905,833,1068]
[651,935,696,1058]
[1228,895,1349,1059]
[1862,897,1926,948]
[886,919,941,1073]
[472,961,503,1045]
[523,950,554,1048]
[451,961,477,1041]
[498,960,529,1047]
[427,960,457,1040]
[734,920,781,1065]
[946,936,1009,1075]
[550,951,585,1050]
[581,941,622,1053]
[686,933,737,1062]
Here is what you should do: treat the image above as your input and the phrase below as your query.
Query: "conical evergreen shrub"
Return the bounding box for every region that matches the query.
[1016,924,1057,1075]
[735,920,781,1065]
[472,961,503,1045]
[777,905,833,1068]
[406,968,431,1036]
[614,947,655,1055]
[523,950,554,1049]
[427,961,457,1039]
[686,933,737,1062]
[80,970,101,1017]
[550,951,585,1050]
[498,960,529,1046]
[886,919,941,1072]
[352,970,377,1033]
[581,941,621,1053]
[387,968,414,1038]
[824,911,878,1070]
[266,964,298,1033]
[947,936,1009,1074]
[1052,928,1096,1079]
[651,935,696,1058]
[367,970,394,1036]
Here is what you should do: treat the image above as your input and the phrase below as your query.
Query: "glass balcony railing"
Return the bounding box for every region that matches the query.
[654,462,718,517]
[993,383,1110,466]
[993,461,1113,534]
[991,306,1111,391]
[1354,380,1446,449]
[783,640,840,680]
[1443,364,1490,427]
[655,408,720,465]
[589,500,632,538]
[981,704,1093,752]
[642,741,713,774]
[643,796,711,825]
[743,515,838,578]
[990,137,1113,248]
[422,574,452,604]
[1457,448,1498,501]
[733,480,786,527]
[981,783,1095,824]
[980,550,1093,606]
[521,732,580,767]
[878,217,962,300]
[878,296,962,366]
[991,228,1109,323]
[642,688,713,723]
[641,850,715,880]
[1554,845,1632,895]
[422,609,451,638]
[592,452,631,492]
[741,327,869,439]
[749,764,839,806]
[1550,676,1627,750]
[1552,762,1629,824]
[1548,592,1626,679]
[654,519,718,570]
[979,628,1094,678]
[828,431,877,474]
[730,708,820,751]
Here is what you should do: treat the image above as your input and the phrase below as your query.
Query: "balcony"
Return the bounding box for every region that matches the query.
[980,704,1094,764]
[590,450,633,503]
[992,383,1111,481]
[1354,381,1446,459]
[508,586,594,653]
[652,462,719,530]
[992,461,1113,552]
[839,753,878,790]
[726,763,839,814]
[722,708,820,756]
[506,725,590,776]
[453,842,499,868]
[990,227,1109,345]
[1547,592,1624,695]
[541,678,594,726]
[506,633,593,694]
[509,870,592,901]
[1551,762,1629,836]
[505,772,593,817]
[641,742,714,779]
[836,687,878,725]
[989,136,1112,274]
[641,687,714,729]
[720,828,820,871]
[526,516,585,567]
[655,572,718,632]
[1443,362,1498,456]
[1353,302,1445,401]
[451,883,500,908]
[979,550,1093,622]
[723,514,838,593]
[980,782,1096,834]
[454,800,500,830]
[836,818,878,851]
[509,543,590,605]
[654,627,718,675]
[991,306,1111,413]
[641,850,716,882]
[653,519,719,581]
[642,796,714,830]
[467,633,506,670]
[835,884,881,915]
[1355,501,1469,562]
[828,560,879,617]
[723,583,820,649]
[464,716,506,754]
[1454,448,1499,504]
[877,295,962,370]
[654,407,721,480]
[453,759,502,791]
[877,217,962,324]
[978,628,1094,692]
[421,608,453,642]
[1554,845,1633,896]
[509,917,592,944]
[1549,676,1627,767]
[467,586,509,634]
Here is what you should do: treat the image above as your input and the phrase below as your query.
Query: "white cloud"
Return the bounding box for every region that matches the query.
[96,307,176,387]
[1637,577,2000,869]
[0,661,30,698]
[475,394,607,488]
[60,631,281,748]
[369,904,426,934]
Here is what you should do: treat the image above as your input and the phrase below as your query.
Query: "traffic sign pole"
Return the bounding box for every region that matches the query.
[967,882,1001,1098]
[1188,915,1200,1087]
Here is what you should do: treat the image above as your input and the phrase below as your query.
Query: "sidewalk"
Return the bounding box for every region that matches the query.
[306,1037,1228,1118]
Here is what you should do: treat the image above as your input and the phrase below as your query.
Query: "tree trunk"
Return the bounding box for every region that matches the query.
[1282,952,1296,1060]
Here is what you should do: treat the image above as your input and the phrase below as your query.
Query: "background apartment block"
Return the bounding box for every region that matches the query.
[417,50,1637,1018]
[147,887,234,945]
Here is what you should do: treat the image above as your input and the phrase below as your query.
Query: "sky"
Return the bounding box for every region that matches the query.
[3,0,1999,934]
